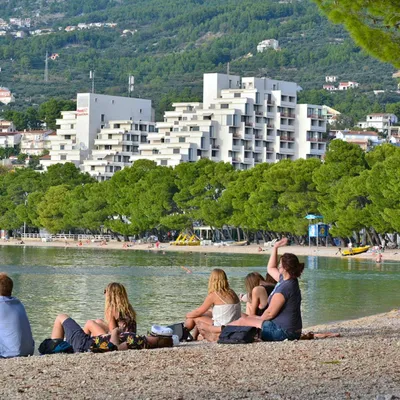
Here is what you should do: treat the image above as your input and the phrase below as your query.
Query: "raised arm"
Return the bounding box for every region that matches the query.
[267,237,288,282]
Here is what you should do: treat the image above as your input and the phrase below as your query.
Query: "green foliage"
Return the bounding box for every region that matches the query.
[1,144,400,243]
[313,0,400,68]
[0,0,397,115]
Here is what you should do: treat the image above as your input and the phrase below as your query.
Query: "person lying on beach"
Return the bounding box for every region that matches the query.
[83,282,137,336]
[228,238,304,341]
[0,273,35,358]
[185,268,241,342]
[241,272,276,316]
[51,314,172,353]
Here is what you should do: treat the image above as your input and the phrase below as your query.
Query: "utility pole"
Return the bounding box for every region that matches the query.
[128,75,134,97]
[227,62,230,76]
[44,51,48,82]
[89,70,95,93]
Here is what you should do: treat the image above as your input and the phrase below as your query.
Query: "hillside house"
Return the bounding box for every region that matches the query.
[357,113,398,132]
[335,130,380,151]
[0,120,16,133]
[257,39,279,52]
[0,87,15,104]
[323,84,336,91]
[325,76,337,82]
[20,129,54,155]
[0,132,22,148]
[338,81,359,90]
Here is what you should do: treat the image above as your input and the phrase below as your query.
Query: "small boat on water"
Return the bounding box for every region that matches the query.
[341,245,370,256]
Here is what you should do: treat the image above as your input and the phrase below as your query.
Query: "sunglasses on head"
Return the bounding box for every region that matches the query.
[103,289,106,294]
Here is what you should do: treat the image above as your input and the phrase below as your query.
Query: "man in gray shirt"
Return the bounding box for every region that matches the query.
[0,273,34,358]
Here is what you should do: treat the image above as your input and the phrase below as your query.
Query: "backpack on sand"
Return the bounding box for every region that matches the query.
[167,322,193,342]
[217,326,258,344]
[38,339,74,355]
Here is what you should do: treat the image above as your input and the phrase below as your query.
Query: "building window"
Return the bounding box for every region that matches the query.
[179,137,186,143]
[101,114,105,122]
[113,124,120,129]
[60,145,65,150]
[234,93,241,98]
[105,145,112,150]
[149,125,155,132]
[160,160,168,166]
[91,166,95,171]
[60,155,67,160]
[108,134,113,139]
[173,148,180,154]
[64,135,71,140]
[221,104,229,109]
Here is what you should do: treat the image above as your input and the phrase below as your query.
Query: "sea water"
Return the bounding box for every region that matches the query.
[0,246,398,344]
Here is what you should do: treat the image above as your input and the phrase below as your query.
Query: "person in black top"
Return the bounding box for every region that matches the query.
[243,272,276,316]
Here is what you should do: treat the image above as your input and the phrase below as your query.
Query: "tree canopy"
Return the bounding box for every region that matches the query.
[313,0,400,68]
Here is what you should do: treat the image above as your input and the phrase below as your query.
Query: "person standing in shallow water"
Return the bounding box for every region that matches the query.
[229,238,304,341]
[0,273,35,358]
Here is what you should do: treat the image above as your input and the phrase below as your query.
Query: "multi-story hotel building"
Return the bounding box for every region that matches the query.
[132,73,327,168]
[81,120,155,181]
[40,93,154,179]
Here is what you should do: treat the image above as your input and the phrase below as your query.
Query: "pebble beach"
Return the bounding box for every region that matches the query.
[0,310,398,399]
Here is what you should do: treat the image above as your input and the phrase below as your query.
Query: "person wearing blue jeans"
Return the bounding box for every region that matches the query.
[228,238,304,341]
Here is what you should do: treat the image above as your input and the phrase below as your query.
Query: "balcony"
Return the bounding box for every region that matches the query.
[307,136,329,142]
[307,113,325,119]
[280,136,295,142]
[280,112,296,118]
[232,157,242,162]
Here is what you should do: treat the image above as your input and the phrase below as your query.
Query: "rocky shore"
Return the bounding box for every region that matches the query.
[0,310,399,399]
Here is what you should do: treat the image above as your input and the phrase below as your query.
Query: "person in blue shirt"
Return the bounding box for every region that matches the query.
[0,273,35,358]
[229,238,304,341]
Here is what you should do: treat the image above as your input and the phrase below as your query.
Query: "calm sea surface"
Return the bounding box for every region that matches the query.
[0,246,399,344]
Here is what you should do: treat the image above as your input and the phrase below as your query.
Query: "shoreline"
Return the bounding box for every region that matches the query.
[0,309,398,399]
[1,238,399,262]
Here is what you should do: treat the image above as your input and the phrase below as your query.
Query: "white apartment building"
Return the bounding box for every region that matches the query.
[41,93,154,174]
[81,120,155,181]
[20,129,53,156]
[296,105,328,159]
[357,113,398,132]
[132,73,327,168]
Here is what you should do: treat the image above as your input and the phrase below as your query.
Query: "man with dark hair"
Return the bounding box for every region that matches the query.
[0,273,34,358]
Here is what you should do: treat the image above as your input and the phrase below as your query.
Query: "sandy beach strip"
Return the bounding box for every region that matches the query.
[1,238,400,262]
[0,309,398,399]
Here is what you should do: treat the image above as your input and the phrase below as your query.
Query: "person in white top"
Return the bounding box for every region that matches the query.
[185,269,241,342]
[0,273,34,358]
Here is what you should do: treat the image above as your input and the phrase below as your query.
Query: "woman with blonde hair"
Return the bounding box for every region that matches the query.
[185,269,241,341]
[83,282,137,336]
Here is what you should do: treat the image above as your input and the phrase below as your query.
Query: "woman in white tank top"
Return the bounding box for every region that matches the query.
[185,269,241,341]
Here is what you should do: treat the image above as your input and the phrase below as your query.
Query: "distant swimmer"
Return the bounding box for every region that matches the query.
[376,253,382,263]
[181,266,192,274]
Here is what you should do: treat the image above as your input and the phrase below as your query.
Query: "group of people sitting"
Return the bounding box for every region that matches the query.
[1,238,312,358]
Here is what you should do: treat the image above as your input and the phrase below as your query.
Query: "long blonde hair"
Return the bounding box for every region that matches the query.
[104,282,136,322]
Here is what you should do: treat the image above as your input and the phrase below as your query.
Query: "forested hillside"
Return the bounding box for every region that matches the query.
[0,0,398,119]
